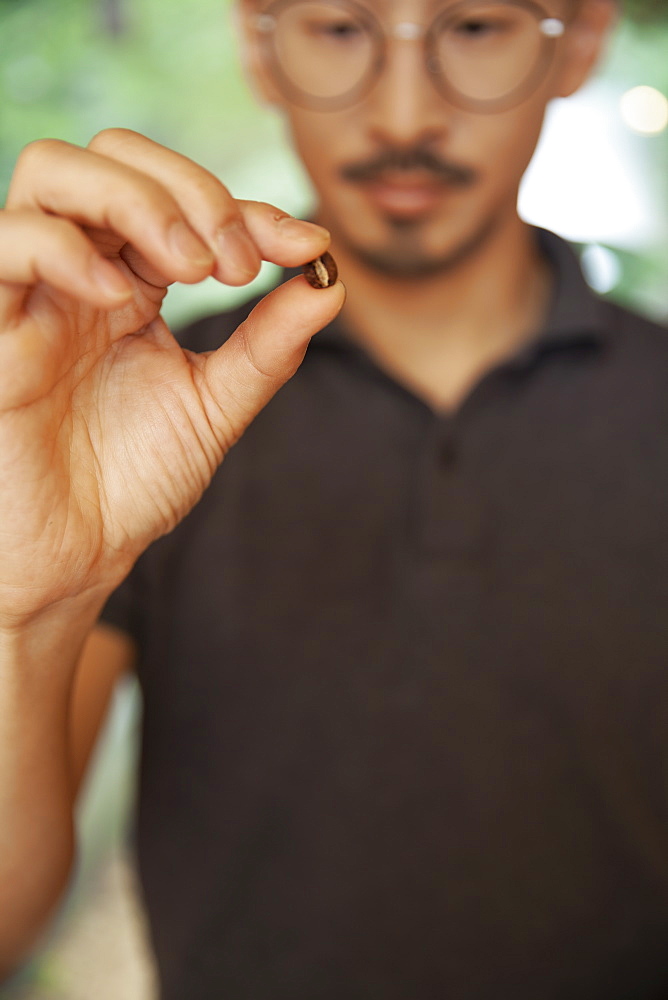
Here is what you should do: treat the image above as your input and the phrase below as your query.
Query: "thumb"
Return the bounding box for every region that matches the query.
[201,273,345,448]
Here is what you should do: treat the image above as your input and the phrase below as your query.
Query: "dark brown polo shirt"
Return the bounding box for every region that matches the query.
[102,229,668,1000]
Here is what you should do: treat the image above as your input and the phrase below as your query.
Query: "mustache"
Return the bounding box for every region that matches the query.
[340,147,477,186]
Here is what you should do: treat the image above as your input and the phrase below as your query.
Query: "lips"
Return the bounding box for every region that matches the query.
[358,172,449,218]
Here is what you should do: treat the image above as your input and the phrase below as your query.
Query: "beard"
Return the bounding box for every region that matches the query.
[339,212,500,280]
[329,142,499,279]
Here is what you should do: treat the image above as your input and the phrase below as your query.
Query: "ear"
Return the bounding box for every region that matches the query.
[233,0,285,108]
[555,0,620,98]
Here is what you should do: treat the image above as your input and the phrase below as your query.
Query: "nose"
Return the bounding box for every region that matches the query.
[364,33,453,146]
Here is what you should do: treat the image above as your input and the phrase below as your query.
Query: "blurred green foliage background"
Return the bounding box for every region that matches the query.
[0,0,314,325]
[1,0,667,326]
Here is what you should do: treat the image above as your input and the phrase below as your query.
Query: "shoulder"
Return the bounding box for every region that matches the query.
[603,297,668,344]
[591,298,668,424]
[600,298,668,379]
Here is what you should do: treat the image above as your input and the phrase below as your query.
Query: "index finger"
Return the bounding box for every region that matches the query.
[88,129,332,284]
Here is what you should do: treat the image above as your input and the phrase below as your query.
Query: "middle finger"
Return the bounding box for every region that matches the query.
[88,128,264,286]
[7,138,217,287]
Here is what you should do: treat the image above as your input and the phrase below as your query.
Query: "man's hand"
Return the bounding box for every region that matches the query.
[0,128,344,629]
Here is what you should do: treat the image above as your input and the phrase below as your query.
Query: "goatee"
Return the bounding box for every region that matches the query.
[348,215,499,280]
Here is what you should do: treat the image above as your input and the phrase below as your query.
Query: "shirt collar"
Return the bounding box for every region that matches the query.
[533,227,609,347]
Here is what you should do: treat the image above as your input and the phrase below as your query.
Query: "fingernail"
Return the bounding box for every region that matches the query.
[91,258,133,299]
[276,217,331,242]
[169,220,215,267]
[216,221,261,280]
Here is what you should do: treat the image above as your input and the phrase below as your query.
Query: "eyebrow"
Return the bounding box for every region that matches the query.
[357,0,520,20]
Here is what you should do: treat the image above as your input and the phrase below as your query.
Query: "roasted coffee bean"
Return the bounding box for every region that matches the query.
[302,251,338,289]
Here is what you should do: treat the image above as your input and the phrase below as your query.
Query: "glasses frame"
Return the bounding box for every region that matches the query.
[255,0,566,113]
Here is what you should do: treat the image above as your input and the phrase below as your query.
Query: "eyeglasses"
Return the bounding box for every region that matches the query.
[255,0,566,113]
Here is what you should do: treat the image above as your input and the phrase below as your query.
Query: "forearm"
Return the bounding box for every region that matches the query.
[0,599,103,979]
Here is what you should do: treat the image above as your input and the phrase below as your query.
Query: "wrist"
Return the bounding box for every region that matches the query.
[0,587,110,673]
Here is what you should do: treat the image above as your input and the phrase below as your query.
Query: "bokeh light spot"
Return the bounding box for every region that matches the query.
[620,85,668,136]
[580,243,622,294]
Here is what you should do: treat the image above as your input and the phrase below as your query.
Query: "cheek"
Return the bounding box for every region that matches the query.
[475,102,550,196]
[287,114,347,187]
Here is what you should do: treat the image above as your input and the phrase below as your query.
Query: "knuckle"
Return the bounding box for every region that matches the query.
[191,170,229,204]
[88,127,140,155]
[122,181,177,224]
[15,138,67,175]
[185,170,238,226]
[8,140,77,208]
[240,325,274,382]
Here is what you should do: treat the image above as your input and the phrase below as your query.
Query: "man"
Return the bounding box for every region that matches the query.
[1,0,668,995]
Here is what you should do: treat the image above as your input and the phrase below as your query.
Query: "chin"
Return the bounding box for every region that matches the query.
[345,213,500,281]
[355,246,456,279]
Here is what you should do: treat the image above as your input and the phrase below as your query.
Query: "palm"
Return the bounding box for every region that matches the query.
[0,275,231,618]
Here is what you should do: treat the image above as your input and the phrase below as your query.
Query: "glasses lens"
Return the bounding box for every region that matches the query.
[432,1,546,105]
[269,0,376,102]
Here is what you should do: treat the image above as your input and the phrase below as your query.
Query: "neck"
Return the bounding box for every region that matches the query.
[323,213,552,413]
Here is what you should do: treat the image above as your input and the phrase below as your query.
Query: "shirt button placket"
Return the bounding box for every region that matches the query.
[411,417,490,557]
